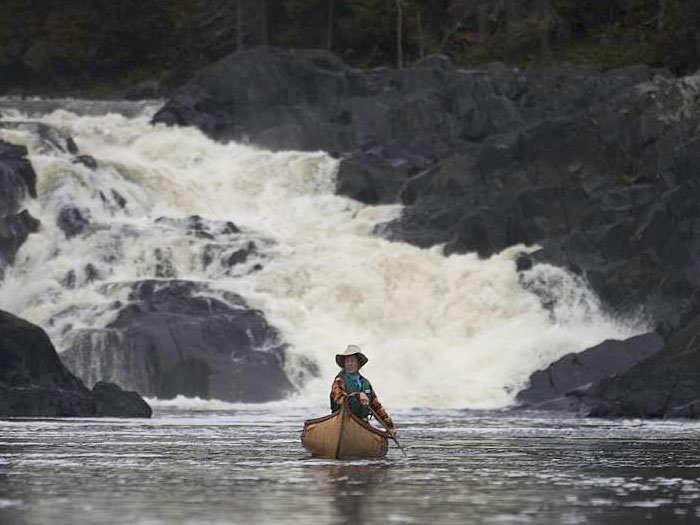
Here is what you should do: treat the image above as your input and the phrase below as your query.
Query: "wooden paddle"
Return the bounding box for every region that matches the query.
[346,392,407,457]
[368,404,407,457]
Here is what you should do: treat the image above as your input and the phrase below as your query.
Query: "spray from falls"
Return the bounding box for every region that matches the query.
[0,100,643,409]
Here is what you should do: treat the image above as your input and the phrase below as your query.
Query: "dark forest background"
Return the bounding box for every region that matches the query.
[1,0,699,95]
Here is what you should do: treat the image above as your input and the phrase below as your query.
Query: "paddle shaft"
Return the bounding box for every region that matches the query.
[345,392,407,457]
[367,404,407,457]
[334,402,348,459]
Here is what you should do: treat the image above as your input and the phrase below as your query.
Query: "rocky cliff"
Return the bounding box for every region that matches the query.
[154,48,700,333]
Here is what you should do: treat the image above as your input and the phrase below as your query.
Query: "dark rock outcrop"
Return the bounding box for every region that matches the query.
[72,154,98,170]
[152,47,528,203]
[56,206,90,238]
[66,137,79,155]
[91,381,152,418]
[0,310,151,417]
[61,280,296,403]
[574,313,700,418]
[0,140,39,273]
[153,48,654,206]
[389,72,700,333]
[516,332,665,410]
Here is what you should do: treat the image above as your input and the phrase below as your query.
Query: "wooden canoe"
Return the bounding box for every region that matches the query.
[301,403,389,459]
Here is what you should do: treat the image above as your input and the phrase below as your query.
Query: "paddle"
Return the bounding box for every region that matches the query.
[368,404,407,457]
[346,392,407,457]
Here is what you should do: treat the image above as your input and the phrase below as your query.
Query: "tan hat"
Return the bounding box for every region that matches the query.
[335,344,368,368]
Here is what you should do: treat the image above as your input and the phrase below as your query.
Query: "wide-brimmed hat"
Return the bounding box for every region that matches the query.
[335,344,368,368]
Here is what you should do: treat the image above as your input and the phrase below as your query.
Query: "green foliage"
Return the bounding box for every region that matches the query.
[653,0,700,73]
[276,0,327,49]
[337,0,396,66]
[447,0,700,73]
[2,0,700,94]
[27,6,98,74]
[554,22,656,71]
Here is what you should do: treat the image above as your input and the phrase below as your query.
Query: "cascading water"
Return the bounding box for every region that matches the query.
[0,99,643,409]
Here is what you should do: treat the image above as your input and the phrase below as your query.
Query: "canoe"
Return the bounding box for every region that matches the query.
[301,403,389,459]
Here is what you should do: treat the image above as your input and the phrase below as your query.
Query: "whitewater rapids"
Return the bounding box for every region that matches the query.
[0,100,642,409]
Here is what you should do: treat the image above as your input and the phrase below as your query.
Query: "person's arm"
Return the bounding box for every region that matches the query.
[369,388,394,429]
[331,376,346,407]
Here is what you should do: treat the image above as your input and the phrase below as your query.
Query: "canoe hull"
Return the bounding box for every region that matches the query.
[301,405,389,459]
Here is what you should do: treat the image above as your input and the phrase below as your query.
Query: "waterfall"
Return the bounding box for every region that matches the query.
[0,99,642,408]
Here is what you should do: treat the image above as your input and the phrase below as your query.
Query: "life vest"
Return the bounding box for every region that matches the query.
[330,371,374,419]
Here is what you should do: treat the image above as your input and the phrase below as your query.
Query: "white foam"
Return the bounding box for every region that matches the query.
[144,395,312,412]
[0,498,24,509]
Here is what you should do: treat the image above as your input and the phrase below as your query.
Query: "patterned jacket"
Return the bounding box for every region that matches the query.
[331,373,394,429]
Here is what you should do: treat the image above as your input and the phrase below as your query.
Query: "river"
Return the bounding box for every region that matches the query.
[2,404,700,524]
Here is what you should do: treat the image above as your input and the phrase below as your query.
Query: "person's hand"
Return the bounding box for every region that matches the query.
[359,392,370,406]
[388,428,397,438]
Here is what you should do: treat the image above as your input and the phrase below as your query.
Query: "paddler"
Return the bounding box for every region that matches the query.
[330,344,397,437]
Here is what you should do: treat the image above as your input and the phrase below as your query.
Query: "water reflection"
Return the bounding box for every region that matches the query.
[324,464,389,525]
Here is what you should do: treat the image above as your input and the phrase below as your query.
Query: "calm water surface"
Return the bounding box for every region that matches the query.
[2,407,700,524]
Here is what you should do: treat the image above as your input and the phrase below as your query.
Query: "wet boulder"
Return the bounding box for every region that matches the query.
[72,155,98,170]
[0,140,39,273]
[65,137,79,154]
[576,313,700,418]
[56,206,90,238]
[336,152,411,204]
[61,280,296,403]
[0,210,40,265]
[223,241,256,268]
[0,140,38,212]
[0,310,151,417]
[516,332,665,408]
[91,381,152,417]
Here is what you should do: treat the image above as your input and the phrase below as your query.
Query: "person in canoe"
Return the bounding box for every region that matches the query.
[330,345,397,437]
